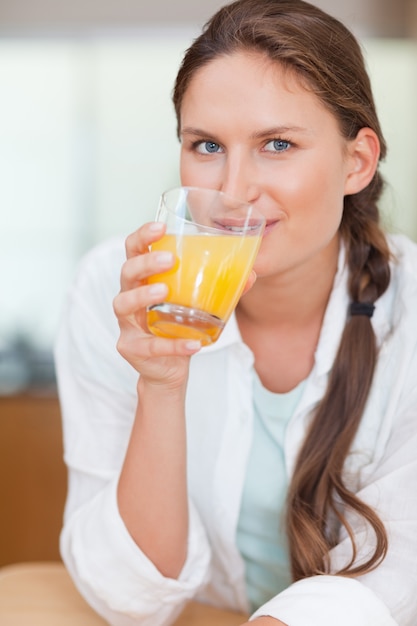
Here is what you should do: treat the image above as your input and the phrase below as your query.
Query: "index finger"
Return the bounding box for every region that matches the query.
[125,222,166,260]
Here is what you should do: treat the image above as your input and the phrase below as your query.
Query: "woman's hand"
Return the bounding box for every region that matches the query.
[113,222,201,389]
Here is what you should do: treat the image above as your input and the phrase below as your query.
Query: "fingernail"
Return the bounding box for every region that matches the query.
[156,252,173,265]
[185,340,201,351]
[148,283,167,296]
[149,222,164,232]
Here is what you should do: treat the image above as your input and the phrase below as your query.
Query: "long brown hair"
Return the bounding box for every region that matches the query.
[173,0,391,581]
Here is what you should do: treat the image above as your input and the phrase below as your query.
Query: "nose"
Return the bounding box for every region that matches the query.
[220,152,260,204]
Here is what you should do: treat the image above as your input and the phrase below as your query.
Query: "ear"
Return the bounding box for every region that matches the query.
[344,127,380,196]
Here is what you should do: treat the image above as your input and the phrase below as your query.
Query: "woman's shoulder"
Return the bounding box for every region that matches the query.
[58,237,127,345]
[386,233,417,299]
[74,236,126,282]
[383,233,417,334]
[388,232,417,276]
[69,236,126,304]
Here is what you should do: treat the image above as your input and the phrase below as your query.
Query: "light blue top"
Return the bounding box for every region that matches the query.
[236,370,305,612]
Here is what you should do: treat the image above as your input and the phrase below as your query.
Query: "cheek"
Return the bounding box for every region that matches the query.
[295,158,347,214]
[180,151,223,189]
[277,161,345,244]
[179,152,188,185]
[179,151,204,187]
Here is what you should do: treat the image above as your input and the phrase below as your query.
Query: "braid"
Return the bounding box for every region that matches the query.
[286,180,391,580]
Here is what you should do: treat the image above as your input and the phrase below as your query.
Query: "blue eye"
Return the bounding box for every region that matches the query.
[196,141,223,154]
[264,139,291,153]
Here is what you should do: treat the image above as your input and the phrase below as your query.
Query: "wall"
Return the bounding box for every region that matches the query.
[0,31,188,359]
[0,0,413,37]
[0,31,416,361]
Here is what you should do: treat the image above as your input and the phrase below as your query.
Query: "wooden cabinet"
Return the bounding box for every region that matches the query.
[0,394,66,566]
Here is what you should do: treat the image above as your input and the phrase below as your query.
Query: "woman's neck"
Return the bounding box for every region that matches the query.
[237,237,340,327]
[235,240,339,393]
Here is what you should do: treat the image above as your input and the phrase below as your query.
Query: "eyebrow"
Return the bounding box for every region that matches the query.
[180,127,219,139]
[180,125,310,139]
[250,125,310,139]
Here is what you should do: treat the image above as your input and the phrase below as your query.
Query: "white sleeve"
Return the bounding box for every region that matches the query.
[54,241,211,626]
[61,479,211,626]
[251,378,417,626]
[250,575,396,626]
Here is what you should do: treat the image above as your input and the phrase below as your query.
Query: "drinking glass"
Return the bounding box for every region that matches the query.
[146,186,265,345]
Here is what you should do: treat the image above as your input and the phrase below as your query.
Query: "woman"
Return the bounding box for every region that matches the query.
[55,1,417,625]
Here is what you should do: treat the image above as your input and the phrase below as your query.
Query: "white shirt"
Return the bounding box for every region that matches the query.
[54,233,417,626]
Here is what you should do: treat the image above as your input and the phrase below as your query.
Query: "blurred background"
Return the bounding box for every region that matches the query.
[0,0,416,569]
[0,0,416,393]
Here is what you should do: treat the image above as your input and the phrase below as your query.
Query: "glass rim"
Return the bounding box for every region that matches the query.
[158,185,266,235]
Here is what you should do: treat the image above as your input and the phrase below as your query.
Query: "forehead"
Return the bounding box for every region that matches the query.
[179,50,335,132]
[188,50,305,92]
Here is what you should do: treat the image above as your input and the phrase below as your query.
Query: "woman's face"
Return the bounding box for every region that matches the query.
[179,51,358,279]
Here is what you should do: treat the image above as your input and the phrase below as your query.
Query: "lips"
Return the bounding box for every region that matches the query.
[211,220,264,234]
[263,219,280,235]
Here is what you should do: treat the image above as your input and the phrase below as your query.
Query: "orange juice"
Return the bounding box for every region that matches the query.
[147,232,261,344]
